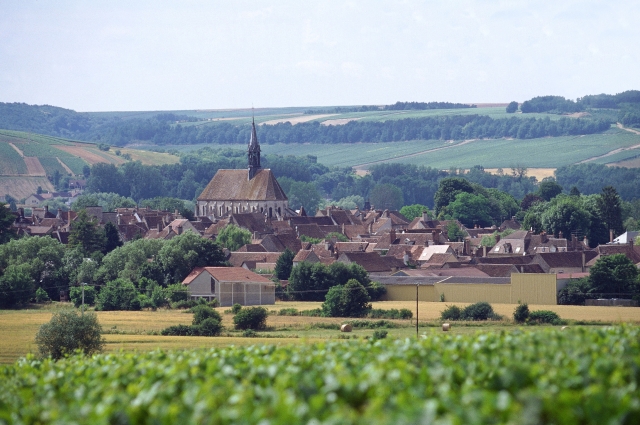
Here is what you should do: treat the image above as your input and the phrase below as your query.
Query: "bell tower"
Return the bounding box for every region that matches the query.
[248,117,261,180]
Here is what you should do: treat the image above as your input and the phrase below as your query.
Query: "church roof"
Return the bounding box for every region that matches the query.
[197,168,287,202]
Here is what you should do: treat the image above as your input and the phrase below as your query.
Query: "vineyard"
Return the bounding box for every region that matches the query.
[0,326,638,424]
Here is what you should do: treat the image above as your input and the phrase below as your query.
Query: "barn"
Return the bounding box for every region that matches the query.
[182,267,276,306]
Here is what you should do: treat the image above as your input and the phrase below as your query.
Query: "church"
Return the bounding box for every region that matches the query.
[197,119,294,220]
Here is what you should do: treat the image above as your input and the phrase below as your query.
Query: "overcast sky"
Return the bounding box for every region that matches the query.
[1,0,639,112]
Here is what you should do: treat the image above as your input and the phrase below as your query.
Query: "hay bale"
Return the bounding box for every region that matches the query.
[442,323,450,331]
[340,324,352,333]
[561,326,570,331]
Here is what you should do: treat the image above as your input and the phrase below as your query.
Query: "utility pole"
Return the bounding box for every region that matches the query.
[416,282,419,337]
[81,283,87,316]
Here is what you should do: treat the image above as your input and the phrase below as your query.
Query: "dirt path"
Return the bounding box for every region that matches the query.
[352,139,478,170]
[577,123,640,164]
[56,158,74,175]
[8,143,24,157]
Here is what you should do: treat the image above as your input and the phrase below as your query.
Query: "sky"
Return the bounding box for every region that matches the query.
[1,0,639,112]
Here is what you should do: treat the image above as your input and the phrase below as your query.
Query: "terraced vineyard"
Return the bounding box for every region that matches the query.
[1,326,638,424]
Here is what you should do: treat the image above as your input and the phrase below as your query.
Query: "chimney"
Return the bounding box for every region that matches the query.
[630,238,634,247]
[342,222,345,235]
[157,222,162,232]
[253,231,260,240]
[389,229,396,244]
[482,245,487,257]
[57,208,62,219]
[610,229,614,243]
[44,205,49,215]
[422,210,429,222]
[582,251,586,272]
[583,236,589,248]
[558,230,563,239]
[403,250,410,265]
[464,238,470,256]
[19,208,24,218]
[432,231,437,245]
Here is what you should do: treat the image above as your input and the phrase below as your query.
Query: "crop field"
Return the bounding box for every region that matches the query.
[1,326,639,423]
[1,301,639,364]
[0,142,27,174]
[0,176,54,199]
[37,157,68,176]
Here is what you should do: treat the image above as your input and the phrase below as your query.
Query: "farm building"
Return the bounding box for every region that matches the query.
[182,267,276,306]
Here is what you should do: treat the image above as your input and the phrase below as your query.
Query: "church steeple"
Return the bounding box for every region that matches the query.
[248,116,261,180]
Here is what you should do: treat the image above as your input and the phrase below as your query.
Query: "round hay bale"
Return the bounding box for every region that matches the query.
[561,326,570,331]
[442,323,450,331]
[340,324,353,333]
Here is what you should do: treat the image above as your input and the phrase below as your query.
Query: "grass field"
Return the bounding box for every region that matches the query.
[1,301,638,364]
[0,142,27,174]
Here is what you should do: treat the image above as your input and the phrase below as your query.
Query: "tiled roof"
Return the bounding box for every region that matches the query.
[236,244,267,252]
[338,252,399,273]
[198,169,287,201]
[537,251,597,268]
[227,252,282,267]
[231,213,272,233]
[473,264,518,277]
[182,267,274,285]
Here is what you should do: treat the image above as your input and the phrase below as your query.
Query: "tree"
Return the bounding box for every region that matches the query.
[216,224,252,251]
[35,309,104,360]
[399,204,431,221]
[287,262,332,301]
[557,278,590,305]
[596,186,624,237]
[446,221,466,242]
[443,192,494,227]
[96,278,140,311]
[72,192,136,212]
[233,306,268,330]
[434,177,475,215]
[321,279,371,318]
[156,231,226,283]
[537,179,563,201]
[69,209,106,255]
[86,163,128,196]
[521,193,544,211]
[0,264,34,308]
[103,222,122,254]
[506,101,518,113]
[0,202,16,244]
[588,254,638,299]
[95,238,164,286]
[369,183,404,211]
[274,248,295,280]
[279,178,322,213]
[541,196,589,239]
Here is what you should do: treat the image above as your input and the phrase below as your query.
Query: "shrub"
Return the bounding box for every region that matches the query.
[513,303,530,323]
[171,299,198,309]
[167,283,189,302]
[231,303,242,314]
[243,329,257,337]
[461,302,495,321]
[150,286,169,308]
[322,279,372,318]
[367,308,412,319]
[70,286,96,308]
[233,306,268,330]
[194,317,223,336]
[372,330,388,340]
[440,305,461,320]
[35,309,104,360]
[278,308,300,316]
[96,279,139,311]
[138,294,155,310]
[161,325,194,336]
[192,305,222,325]
[528,310,563,325]
[35,287,50,303]
[366,281,387,301]
[300,308,323,317]
[346,320,397,329]
[557,278,590,305]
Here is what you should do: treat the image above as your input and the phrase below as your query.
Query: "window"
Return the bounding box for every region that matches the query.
[210,277,216,294]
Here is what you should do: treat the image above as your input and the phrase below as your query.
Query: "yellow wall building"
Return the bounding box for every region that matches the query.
[380,274,557,305]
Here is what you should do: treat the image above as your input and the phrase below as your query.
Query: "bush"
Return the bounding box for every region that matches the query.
[161,325,194,336]
[138,294,155,310]
[233,306,268,330]
[167,283,189,302]
[35,287,50,303]
[35,309,104,360]
[150,286,169,308]
[194,317,223,336]
[558,278,590,305]
[528,310,563,325]
[346,320,397,329]
[300,308,323,317]
[278,308,300,316]
[366,281,387,301]
[231,303,242,314]
[367,308,412,319]
[372,330,388,340]
[69,285,97,308]
[96,279,139,311]
[440,305,461,320]
[461,302,495,321]
[513,303,530,323]
[322,279,372,318]
[192,305,222,325]
[171,299,198,309]
[243,329,257,337]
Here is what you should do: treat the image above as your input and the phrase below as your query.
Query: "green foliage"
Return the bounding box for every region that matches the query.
[288,262,371,302]
[103,222,122,254]
[96,278,140,311]
[366,308,412,320]
[521,95,583,114]
[194,318,223,336]
[322,279,372,318]
[446,221,467,242]
[513,303,529,323]
[95,238,164,286]
[460,302,496,321]
[0,264,34,308]
[325,232,349,242]
[156,231,226,283]
[233,306,268,330]
[278,178,322,213]
[5,327,640,423]
[299,235,322,244]
[596,186,624,236]
[372,330,388,340]
[528,310,563,325]
[557,278,590,305]
[399,204,430,221]
[69,209,106,255]
[35,287,50,303]
[230,303,242,315]
[72,192,136,212]
[588,253,639,298]
[34,309,104,360]
[440,305,462,321]
[191,305,222,325]
[369,183,404,211]
[167,283,188,302]
[216,224,251,251]
[366,281,387,301]
[320,195,364,210]
[274,248,295,280]
[434,177,475,215]
[536,179,563,201]
[506,101,518,113]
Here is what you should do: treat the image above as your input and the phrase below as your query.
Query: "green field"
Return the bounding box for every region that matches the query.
[0,142,27,174]
[1,326,638,423]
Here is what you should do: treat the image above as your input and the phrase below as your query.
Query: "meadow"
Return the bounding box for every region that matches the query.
[1,301,639,364]
[1,325,639,423]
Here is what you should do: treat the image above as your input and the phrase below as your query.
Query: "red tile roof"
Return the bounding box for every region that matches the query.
[182,267,273,285]
[198,169,287,201]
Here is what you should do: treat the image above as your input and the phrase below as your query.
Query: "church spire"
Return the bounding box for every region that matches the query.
[248,116,261,179]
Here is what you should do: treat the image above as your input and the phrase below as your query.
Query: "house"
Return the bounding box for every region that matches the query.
[197,119,295,219]
[182,267,275,306]
[336,251,406,275]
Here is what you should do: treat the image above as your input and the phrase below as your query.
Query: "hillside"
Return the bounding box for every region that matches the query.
[0,130,178,200]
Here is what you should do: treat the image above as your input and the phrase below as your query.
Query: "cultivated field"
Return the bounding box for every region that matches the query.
[2,301,638,364]
[0,176,54,199]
